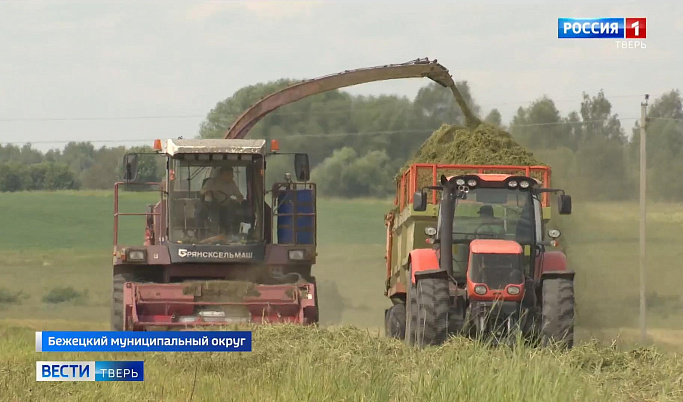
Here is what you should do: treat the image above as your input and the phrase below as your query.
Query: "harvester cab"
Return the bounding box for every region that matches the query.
[112,138,318,331]
[385,164,575,348]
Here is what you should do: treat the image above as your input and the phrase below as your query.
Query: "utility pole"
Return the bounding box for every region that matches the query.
[639,94,649,344]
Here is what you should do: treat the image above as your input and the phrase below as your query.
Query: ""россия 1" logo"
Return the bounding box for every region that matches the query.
[558,18,646,39]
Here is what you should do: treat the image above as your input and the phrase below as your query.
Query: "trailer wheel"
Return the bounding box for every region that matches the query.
[414,275,450,347]
[385,303,406,339]
[541,277,575,348]
[111,271,145,331]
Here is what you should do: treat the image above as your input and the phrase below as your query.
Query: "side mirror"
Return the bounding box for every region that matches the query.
[413,191,427,211]
[294,153,310,182]
[123,153,139,182]
[558,194,572,215]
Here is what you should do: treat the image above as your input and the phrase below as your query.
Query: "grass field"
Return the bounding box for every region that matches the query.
[1,190,683,400]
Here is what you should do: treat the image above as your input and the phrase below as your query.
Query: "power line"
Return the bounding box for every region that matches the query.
[0,92,673,123]
[1,117,659,146]
[0,115,205,122]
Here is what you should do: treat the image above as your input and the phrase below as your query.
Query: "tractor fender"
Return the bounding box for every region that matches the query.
[408,249,442,284]
[539,251,575,281]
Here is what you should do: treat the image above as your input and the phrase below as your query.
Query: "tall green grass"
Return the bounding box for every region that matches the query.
[2,324,682,401]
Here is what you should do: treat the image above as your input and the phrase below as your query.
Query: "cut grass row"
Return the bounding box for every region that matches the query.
[2,324,683,401]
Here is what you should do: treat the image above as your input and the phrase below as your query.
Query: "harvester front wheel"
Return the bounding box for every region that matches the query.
[541,277,575,348]
[385,302,406,340]
[111,271,145,331]
[414,275,450,347]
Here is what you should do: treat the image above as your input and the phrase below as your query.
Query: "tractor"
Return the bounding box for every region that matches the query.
[383,164,575,347]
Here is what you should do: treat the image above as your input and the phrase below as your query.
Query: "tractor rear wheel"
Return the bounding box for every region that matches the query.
[385,302,406,339]
[541,277,575,348]
[111,271,145,331]
[414,275,450,347]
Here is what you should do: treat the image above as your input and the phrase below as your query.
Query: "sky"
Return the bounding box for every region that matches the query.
[0,0,679,152]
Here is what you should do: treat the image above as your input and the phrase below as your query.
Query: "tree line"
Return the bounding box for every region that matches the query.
[1,79,682,202]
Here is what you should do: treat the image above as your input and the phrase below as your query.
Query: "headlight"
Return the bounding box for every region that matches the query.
[507,286,521,295]
[520,180,530,189]
[548,229,561,239]
[467,179,477,187]
[455,178,465,186]
[288,250,305,260]
[126,249,146,262]
[508,180,518,188]
[424,227,437,236]
[474,285,487,295]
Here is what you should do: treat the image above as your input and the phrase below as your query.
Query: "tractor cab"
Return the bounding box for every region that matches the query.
[434,173,545,281]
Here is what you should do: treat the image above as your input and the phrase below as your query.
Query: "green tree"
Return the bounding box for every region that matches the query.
[413,81,480,128]
[630,90,683,200]
[81,146,127,189]
[0,164,29,192]
[580,90,626,143]
[484,109,502,127]
[510,96,569,150]
[311,147,395,197]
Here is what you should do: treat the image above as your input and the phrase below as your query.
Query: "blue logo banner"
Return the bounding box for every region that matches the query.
[558,18,625,38]
[36,361,143,381]
[36,331,252,352]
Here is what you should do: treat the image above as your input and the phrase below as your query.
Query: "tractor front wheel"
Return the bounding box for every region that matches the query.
[541,277,575,348]
[414,275,450,347]
[385,302,406,340]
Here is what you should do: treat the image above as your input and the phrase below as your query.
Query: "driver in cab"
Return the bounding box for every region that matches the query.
[475,205,505,238]
[200,166,243,203]
[196,167,244,235]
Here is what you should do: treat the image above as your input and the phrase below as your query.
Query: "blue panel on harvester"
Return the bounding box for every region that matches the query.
[277,189,314,244]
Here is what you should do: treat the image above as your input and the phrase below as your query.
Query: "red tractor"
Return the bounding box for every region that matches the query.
[384,164,574,347]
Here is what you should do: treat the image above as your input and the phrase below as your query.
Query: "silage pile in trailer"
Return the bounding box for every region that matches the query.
[403,122,543,169]
[393,121,546,210]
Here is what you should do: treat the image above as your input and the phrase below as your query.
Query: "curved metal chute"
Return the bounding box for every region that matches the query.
[224,58,480,140]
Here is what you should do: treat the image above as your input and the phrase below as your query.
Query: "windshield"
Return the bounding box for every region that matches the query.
[167,154,264,244]
[452,187,536,245]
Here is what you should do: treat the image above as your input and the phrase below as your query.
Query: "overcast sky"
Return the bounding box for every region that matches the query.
[0,0,678,152]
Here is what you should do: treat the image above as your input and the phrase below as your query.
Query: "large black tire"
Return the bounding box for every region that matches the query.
[385,303,406,339]
[541,277,575,348]
[414,276,450,347]
[111,271,145,331]
[404,265,418,345]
